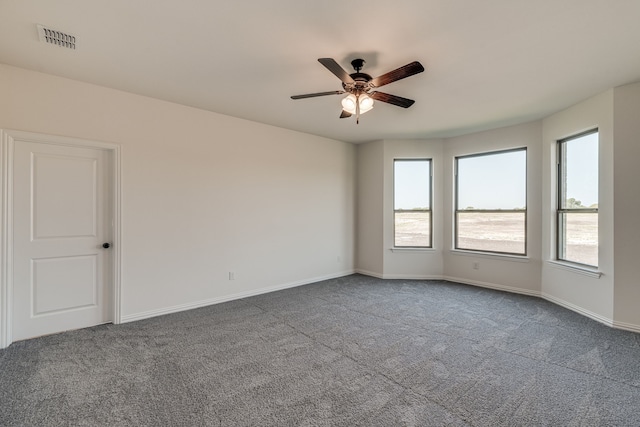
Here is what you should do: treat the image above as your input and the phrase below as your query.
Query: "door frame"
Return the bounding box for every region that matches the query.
[0,129,122,349]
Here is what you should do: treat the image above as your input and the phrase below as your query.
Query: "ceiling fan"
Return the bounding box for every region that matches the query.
[291,58,425,123]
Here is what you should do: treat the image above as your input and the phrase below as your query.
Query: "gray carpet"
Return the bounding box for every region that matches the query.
[1,274,640,426]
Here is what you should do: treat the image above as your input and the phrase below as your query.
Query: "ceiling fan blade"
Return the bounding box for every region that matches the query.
[291,90,345,100]
[371,61,425,88]
[369,91,416,108]
[318,58,355,84]
[340,110,352,118]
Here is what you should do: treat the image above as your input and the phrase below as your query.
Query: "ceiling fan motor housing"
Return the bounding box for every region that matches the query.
[290,57,423,114]
[342,78,373,95]
[342,59,374,95]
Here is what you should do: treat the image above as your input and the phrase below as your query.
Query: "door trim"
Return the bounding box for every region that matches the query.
[0,129,122,349]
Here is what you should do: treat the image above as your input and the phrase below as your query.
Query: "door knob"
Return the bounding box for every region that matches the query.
[102,243,111,249]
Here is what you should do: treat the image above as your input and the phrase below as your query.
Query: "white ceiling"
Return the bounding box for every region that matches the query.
[1,1,640,143]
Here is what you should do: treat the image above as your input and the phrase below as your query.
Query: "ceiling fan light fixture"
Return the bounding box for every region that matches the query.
[359,94,374,113]
[341,93,374,115]
[341,94,357,113]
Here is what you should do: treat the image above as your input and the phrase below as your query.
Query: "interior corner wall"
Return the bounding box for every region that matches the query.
[355,140,384,277]
[541,90,614,322]
[0,63,356,322]
[442,121,543,295]
[613,81,640,329]
[381,139,444,279]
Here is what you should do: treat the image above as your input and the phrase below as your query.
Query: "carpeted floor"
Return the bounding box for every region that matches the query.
[1,274,640,426]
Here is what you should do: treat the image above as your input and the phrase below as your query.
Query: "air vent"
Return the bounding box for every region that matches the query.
[37,24,76,49]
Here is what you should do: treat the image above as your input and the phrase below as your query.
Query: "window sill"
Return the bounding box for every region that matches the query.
[390,247,436,253]
[450,249,530,263]
[546,260,602,278]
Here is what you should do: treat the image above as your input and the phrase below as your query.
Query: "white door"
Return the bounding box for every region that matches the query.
[12,140,113,341]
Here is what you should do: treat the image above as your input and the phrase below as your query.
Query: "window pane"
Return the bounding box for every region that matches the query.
[562,132,598,209]
[558,130,598,266]
[395,211,430,247]
[457,150,526,210]
[559,212,598,267]
[457,211,525,254]
[455,148,527,255]
[394,159,432,247]
[394,160,431,209]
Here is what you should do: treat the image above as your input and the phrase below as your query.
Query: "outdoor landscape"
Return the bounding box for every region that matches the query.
[394,211,431,247]
[395,211,598,267]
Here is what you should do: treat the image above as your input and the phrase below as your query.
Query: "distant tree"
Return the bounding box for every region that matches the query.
[589,203,598,208]
[465,206,474,210]
[566,198,583,208]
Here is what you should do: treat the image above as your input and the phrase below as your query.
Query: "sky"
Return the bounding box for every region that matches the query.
[457,149,526,210]
[394,160,430,209]
[394,132,598,210]
[564,132,598,207]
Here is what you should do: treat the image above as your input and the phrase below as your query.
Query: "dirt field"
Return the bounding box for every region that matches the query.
[394,212,431,247]
[395,211,598,266]
[560,212,598,266]
[456,211,525,254]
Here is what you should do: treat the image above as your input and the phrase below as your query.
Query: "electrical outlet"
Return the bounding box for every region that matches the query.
[228,272,235,280]
[472,262,480,270]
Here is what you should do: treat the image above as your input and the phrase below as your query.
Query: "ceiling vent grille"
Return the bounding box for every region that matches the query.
[37,24,76,49]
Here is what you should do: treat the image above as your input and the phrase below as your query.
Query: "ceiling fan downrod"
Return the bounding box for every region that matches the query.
[351,58,365,73]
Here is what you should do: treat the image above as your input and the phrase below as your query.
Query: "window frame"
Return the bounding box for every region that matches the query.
[393,158,433,249]
[556,129,599,268]
[454,147,528,256]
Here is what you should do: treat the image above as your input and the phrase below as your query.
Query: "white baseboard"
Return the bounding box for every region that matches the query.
[611,320,640,334]
[355,269,443,280]
[355,271,640,333]
[441,277,640,332]
[541,292,614,328]
[383,273,445,280]
[354,269,384,279]
[538,293,640,333]
[121,270,355,324]
[442,278,640,333]
[443,275,541,298]
[121,269,640,335]
[357,270,541,296]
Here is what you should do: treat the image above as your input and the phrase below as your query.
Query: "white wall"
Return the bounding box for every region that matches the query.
[613,82,640,329]
[356,140,384,277]
[0,64,356,322]
[354,89,640,332]
[541,91,614,322]
[3,63,639,340]
[356,139,444,279]
[443,121,543,295]
[382,139,444,279]
[356,123,543,293]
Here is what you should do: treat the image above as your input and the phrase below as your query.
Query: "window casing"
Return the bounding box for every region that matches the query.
[557,130,599,267]
[393,159,432,248]
[455,148,527,256]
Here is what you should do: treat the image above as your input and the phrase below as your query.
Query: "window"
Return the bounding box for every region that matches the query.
[557,130,598,267]
[394,159,432,248]
[455,148,527,255]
